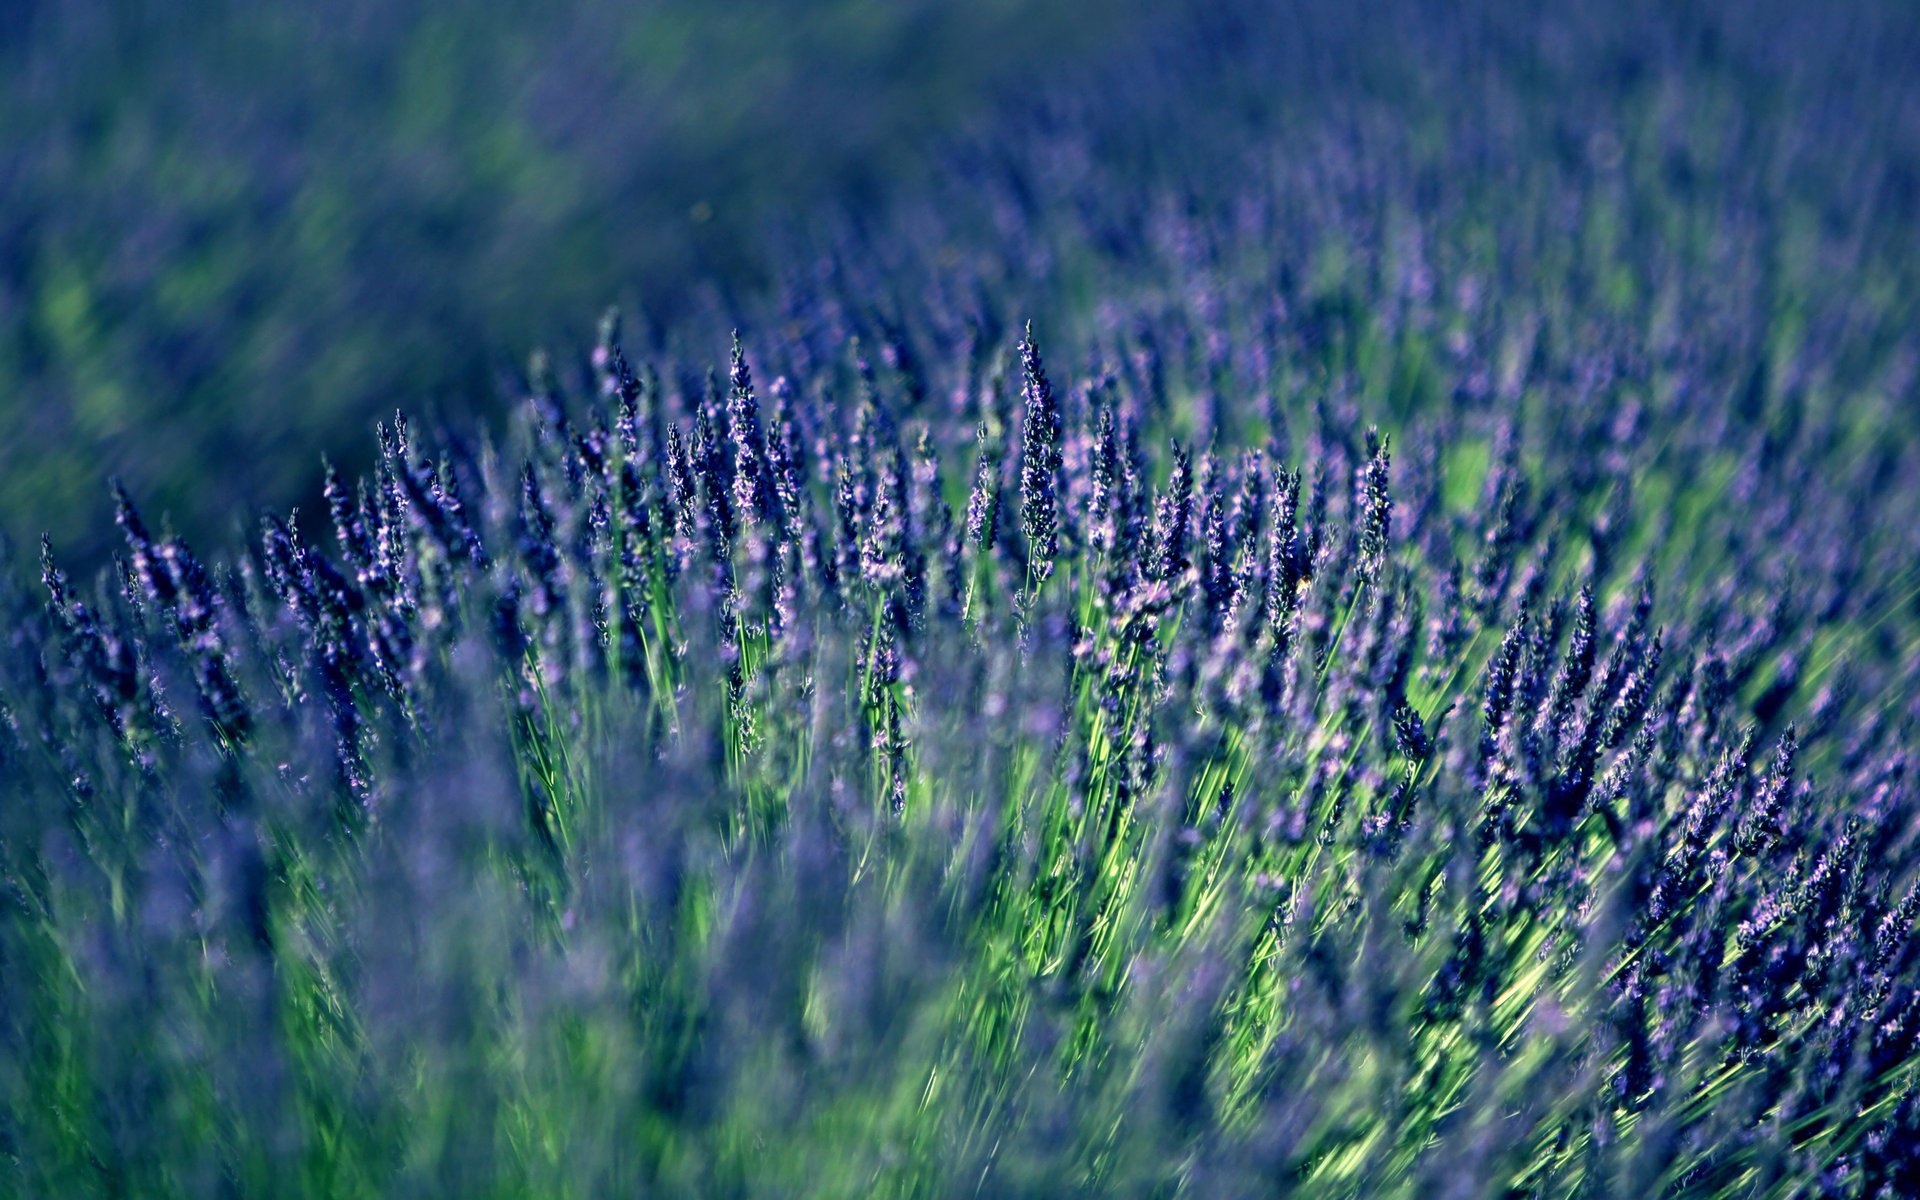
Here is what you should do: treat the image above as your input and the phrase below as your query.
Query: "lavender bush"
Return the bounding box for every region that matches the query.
[4,1,1920,1196]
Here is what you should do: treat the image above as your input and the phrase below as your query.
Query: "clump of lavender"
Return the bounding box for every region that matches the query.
[4,6,1920,1196]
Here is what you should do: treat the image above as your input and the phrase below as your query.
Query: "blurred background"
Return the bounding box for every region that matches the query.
[1,0,1159,561]
[5,1,1917,566]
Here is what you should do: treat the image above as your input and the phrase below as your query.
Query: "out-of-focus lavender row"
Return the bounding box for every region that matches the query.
[0,0,1163,561]
[7,0,1916,562]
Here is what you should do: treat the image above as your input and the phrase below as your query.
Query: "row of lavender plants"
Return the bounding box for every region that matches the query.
[5,4,1920,1195]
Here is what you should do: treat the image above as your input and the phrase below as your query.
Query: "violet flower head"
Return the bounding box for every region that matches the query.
[1019,322,1062,581]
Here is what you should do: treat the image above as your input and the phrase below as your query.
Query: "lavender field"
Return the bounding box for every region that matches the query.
[5,2,1920,1196]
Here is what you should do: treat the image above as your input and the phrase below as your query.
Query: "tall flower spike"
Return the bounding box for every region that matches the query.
[324,457,372,571]
[1155,442,1194,587]
[1265,467,1304,636]
[1736,726,1798,856]
[39,534,71,618]
[1201,480,1233,625]
[767,375,806,536]
[692,400,736,556]
[965,424,1001,554]
[594,308,638,410]
[1089,399,1120,557]
[1599,630,1663,751]
[1546,582,1597,736]
[1018,322,1061,582]
[1357,427,1392,587]
[1480,607,1528,770]
[727,331,775,530]
[113,480,175,610]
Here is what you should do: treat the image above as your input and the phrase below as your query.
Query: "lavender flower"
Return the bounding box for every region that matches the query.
[1019,323,1063,582]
